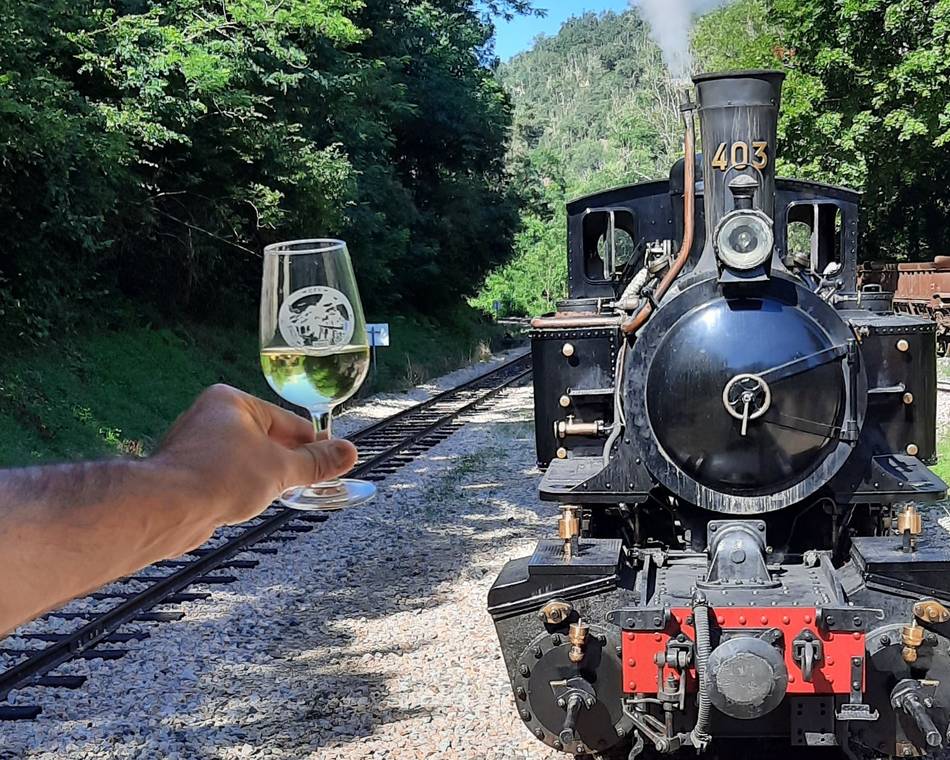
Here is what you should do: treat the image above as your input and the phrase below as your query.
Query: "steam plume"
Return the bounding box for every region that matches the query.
[632,0,734,80]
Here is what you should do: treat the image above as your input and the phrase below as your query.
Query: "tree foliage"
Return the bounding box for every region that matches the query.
[695,0,950,260]
[0,0,521,340]
[473,10,680,317]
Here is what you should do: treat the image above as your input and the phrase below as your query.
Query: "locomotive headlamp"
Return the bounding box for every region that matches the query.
[715,210,774,270]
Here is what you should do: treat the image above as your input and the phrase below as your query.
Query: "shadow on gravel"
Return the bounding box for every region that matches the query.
[218,416,545,754]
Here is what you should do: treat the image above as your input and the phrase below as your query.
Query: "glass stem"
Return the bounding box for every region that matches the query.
[311,406,332,439]
[309,406,338,487]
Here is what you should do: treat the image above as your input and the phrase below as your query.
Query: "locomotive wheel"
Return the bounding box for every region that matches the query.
[512,626,633,756]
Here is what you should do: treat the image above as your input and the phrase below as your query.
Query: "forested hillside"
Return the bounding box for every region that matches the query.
[476,0,950,318]
[1,0,522,335]
[472,11,679,317]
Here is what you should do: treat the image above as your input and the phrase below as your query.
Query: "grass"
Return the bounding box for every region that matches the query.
[0,304,511,467]
[419,449,499,518]
[361,307,506,395]
[933,436,950,484]
[932,358,950,482]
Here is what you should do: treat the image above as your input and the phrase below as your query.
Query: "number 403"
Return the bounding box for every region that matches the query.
[711,141,769,171]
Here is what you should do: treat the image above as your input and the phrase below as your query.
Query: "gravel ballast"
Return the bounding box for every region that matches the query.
[5,355,950,759]
[4,370,561,759]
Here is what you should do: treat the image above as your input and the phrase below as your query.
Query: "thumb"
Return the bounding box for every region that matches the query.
[285,439,359,487]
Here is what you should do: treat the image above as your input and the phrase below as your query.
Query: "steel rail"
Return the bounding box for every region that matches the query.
[346,354,530,444]
[0,353,531,707]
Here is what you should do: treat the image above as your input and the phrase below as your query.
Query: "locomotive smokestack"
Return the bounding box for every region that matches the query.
[692,70,785,260]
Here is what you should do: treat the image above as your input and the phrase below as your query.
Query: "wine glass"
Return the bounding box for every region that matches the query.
[260,239,376,510]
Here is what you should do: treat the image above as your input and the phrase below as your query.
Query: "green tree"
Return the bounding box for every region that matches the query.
[0,0,525,339]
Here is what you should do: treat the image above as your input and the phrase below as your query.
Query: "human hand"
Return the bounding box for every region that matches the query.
[153,384,358,527]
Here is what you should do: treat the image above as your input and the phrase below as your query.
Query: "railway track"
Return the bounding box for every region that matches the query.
[938,381,950,394]
[0,353,531,721]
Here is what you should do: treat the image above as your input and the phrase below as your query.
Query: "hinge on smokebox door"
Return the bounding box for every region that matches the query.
[841,338,860,443]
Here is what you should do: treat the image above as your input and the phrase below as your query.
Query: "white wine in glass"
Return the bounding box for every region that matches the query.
[260,239,376,510]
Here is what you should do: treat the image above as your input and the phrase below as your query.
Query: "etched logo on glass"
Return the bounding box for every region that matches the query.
[278,286,355,349]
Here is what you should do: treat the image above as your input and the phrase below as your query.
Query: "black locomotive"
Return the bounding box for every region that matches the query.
[489,71,950,759]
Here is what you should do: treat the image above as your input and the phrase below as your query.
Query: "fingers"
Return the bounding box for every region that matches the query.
[263,404,316,447]
[233,389,316,447]
[285,439,358,487]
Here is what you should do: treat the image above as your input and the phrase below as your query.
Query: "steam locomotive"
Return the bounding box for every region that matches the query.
[489,71,950,759]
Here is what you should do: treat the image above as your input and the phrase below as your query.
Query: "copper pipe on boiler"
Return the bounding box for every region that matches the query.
[621,104,696,336]
[530,315,623,329]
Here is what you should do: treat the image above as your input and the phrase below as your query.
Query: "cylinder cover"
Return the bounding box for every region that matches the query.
[707,636,789,719]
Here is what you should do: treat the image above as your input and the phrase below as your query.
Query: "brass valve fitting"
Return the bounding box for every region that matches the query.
[914,599,950,625]
[559,506,581,560]
[568,621,590,664]
[555,416,606,439]
[895,503,923,552]
[902,620,925,664]
[538,599,574,626]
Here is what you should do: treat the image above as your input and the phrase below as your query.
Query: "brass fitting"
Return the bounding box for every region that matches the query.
[568,620,590,664]
[902,620,925,664]
[559,506,581,560]
[538,599,574,626]
[559,506,580,539]
[914,599,950,625]
[896,503,923,552]
[896,504,923,535]
[555,416,605,439]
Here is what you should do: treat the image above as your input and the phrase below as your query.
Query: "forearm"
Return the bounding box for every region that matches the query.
[0,458,216,634]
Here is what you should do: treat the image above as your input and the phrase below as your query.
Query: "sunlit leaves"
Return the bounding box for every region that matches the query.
[0,0,524,338]
[475,10,678,316]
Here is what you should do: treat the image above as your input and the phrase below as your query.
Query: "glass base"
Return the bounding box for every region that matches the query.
[278,478,376,511]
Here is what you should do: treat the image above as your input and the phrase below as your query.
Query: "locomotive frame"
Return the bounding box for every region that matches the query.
[489,71,950,760]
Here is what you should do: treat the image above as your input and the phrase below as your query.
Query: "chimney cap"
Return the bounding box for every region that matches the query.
[729,175,760,191]
[692,69,786,85]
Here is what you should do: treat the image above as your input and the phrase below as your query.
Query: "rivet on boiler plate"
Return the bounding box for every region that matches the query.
[907,443,919,457]
[559,395,571,408]
[903,392,914,405]
[556,447,568,460]
[562,343,575,358]
[897,339,910,352]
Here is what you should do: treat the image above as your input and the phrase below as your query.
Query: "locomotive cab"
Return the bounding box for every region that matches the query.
[491,70,950,760]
